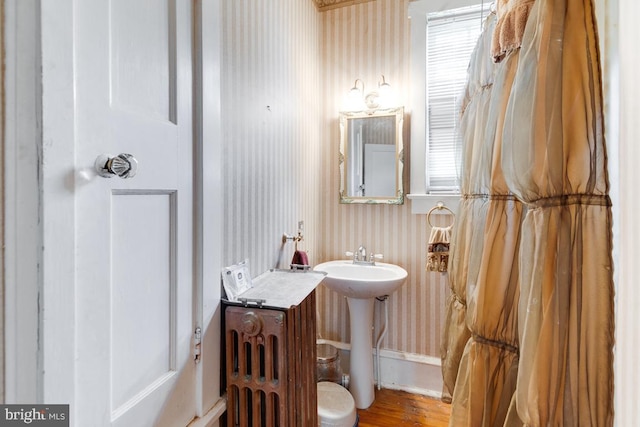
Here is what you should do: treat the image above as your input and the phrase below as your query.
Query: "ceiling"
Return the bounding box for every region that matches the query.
[312,0,375,12]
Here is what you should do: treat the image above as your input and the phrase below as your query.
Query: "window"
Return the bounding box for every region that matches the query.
[408,0,490,213]
[426,5,489,191]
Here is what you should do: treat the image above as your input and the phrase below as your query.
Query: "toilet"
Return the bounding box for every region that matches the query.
[317,381,358,427]
[316,343,358,426]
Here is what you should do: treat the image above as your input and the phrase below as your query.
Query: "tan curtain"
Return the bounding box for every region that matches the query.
[501,0,614,424]
[440,14,496,404]
[447,11,524,425]
[445,0,615,425]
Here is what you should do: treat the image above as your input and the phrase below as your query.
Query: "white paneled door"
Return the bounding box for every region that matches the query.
[74,0,195,425]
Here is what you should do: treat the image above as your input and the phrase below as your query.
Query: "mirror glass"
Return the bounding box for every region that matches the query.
[339,107,404,204]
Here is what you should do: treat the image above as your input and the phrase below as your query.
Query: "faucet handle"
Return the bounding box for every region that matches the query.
[345,251,355,260]
[371,253,384,261]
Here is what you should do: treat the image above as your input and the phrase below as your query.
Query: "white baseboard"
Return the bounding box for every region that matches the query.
[188,396,226,427]
[376,349,444,398]
[317,339,444,399]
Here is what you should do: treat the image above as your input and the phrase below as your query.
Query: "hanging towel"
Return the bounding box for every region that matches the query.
[491,0,535,62]
[291,250,309,270]
[426,226,452,273]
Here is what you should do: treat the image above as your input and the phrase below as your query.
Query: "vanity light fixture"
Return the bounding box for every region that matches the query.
[346,75,392,111]
[378,75,391,97]
[349,79,365,99]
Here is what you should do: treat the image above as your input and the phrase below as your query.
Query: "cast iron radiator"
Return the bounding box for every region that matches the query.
[224,291,317,426]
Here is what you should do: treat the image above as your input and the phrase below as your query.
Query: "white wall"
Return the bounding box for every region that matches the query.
[613,0,640,424]
[593,0,640,424]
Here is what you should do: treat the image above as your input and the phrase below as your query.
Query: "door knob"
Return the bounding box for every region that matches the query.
[95,153,138,178]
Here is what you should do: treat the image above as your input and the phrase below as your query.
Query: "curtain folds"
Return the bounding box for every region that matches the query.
[447,14,525,425]
[502,0,614,424]
[440,14,496,403]
[444,0,615,425]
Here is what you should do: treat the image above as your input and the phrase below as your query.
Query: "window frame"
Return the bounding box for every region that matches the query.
[407,0,485,214]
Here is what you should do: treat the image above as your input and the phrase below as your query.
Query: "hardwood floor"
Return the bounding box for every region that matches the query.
[356,388,451,427]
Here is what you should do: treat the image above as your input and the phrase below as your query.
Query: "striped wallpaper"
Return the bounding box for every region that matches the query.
[221,0,452,359]
[318,0,452,357]
[220,0,322,276]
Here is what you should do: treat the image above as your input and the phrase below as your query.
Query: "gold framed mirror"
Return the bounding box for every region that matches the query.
[339,107,404,204]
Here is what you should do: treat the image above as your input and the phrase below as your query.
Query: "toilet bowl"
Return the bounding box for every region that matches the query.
[317,381,358,427]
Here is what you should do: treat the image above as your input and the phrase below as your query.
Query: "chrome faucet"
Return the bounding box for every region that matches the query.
[357,245,367,262]
[345,245,383,265]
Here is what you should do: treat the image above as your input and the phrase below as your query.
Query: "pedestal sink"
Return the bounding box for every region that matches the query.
[314,260,408,409]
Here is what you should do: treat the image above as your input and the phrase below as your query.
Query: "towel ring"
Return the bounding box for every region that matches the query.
[427,202,455,228]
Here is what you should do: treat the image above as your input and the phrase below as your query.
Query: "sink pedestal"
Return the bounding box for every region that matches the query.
[313,260,408,410]
[346,297,376,409]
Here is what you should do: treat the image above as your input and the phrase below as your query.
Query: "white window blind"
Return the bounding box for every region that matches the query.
[426,4,489,192]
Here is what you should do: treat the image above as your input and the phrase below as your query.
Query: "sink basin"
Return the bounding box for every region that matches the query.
[313,259,408,409]
[314,260,408,299]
